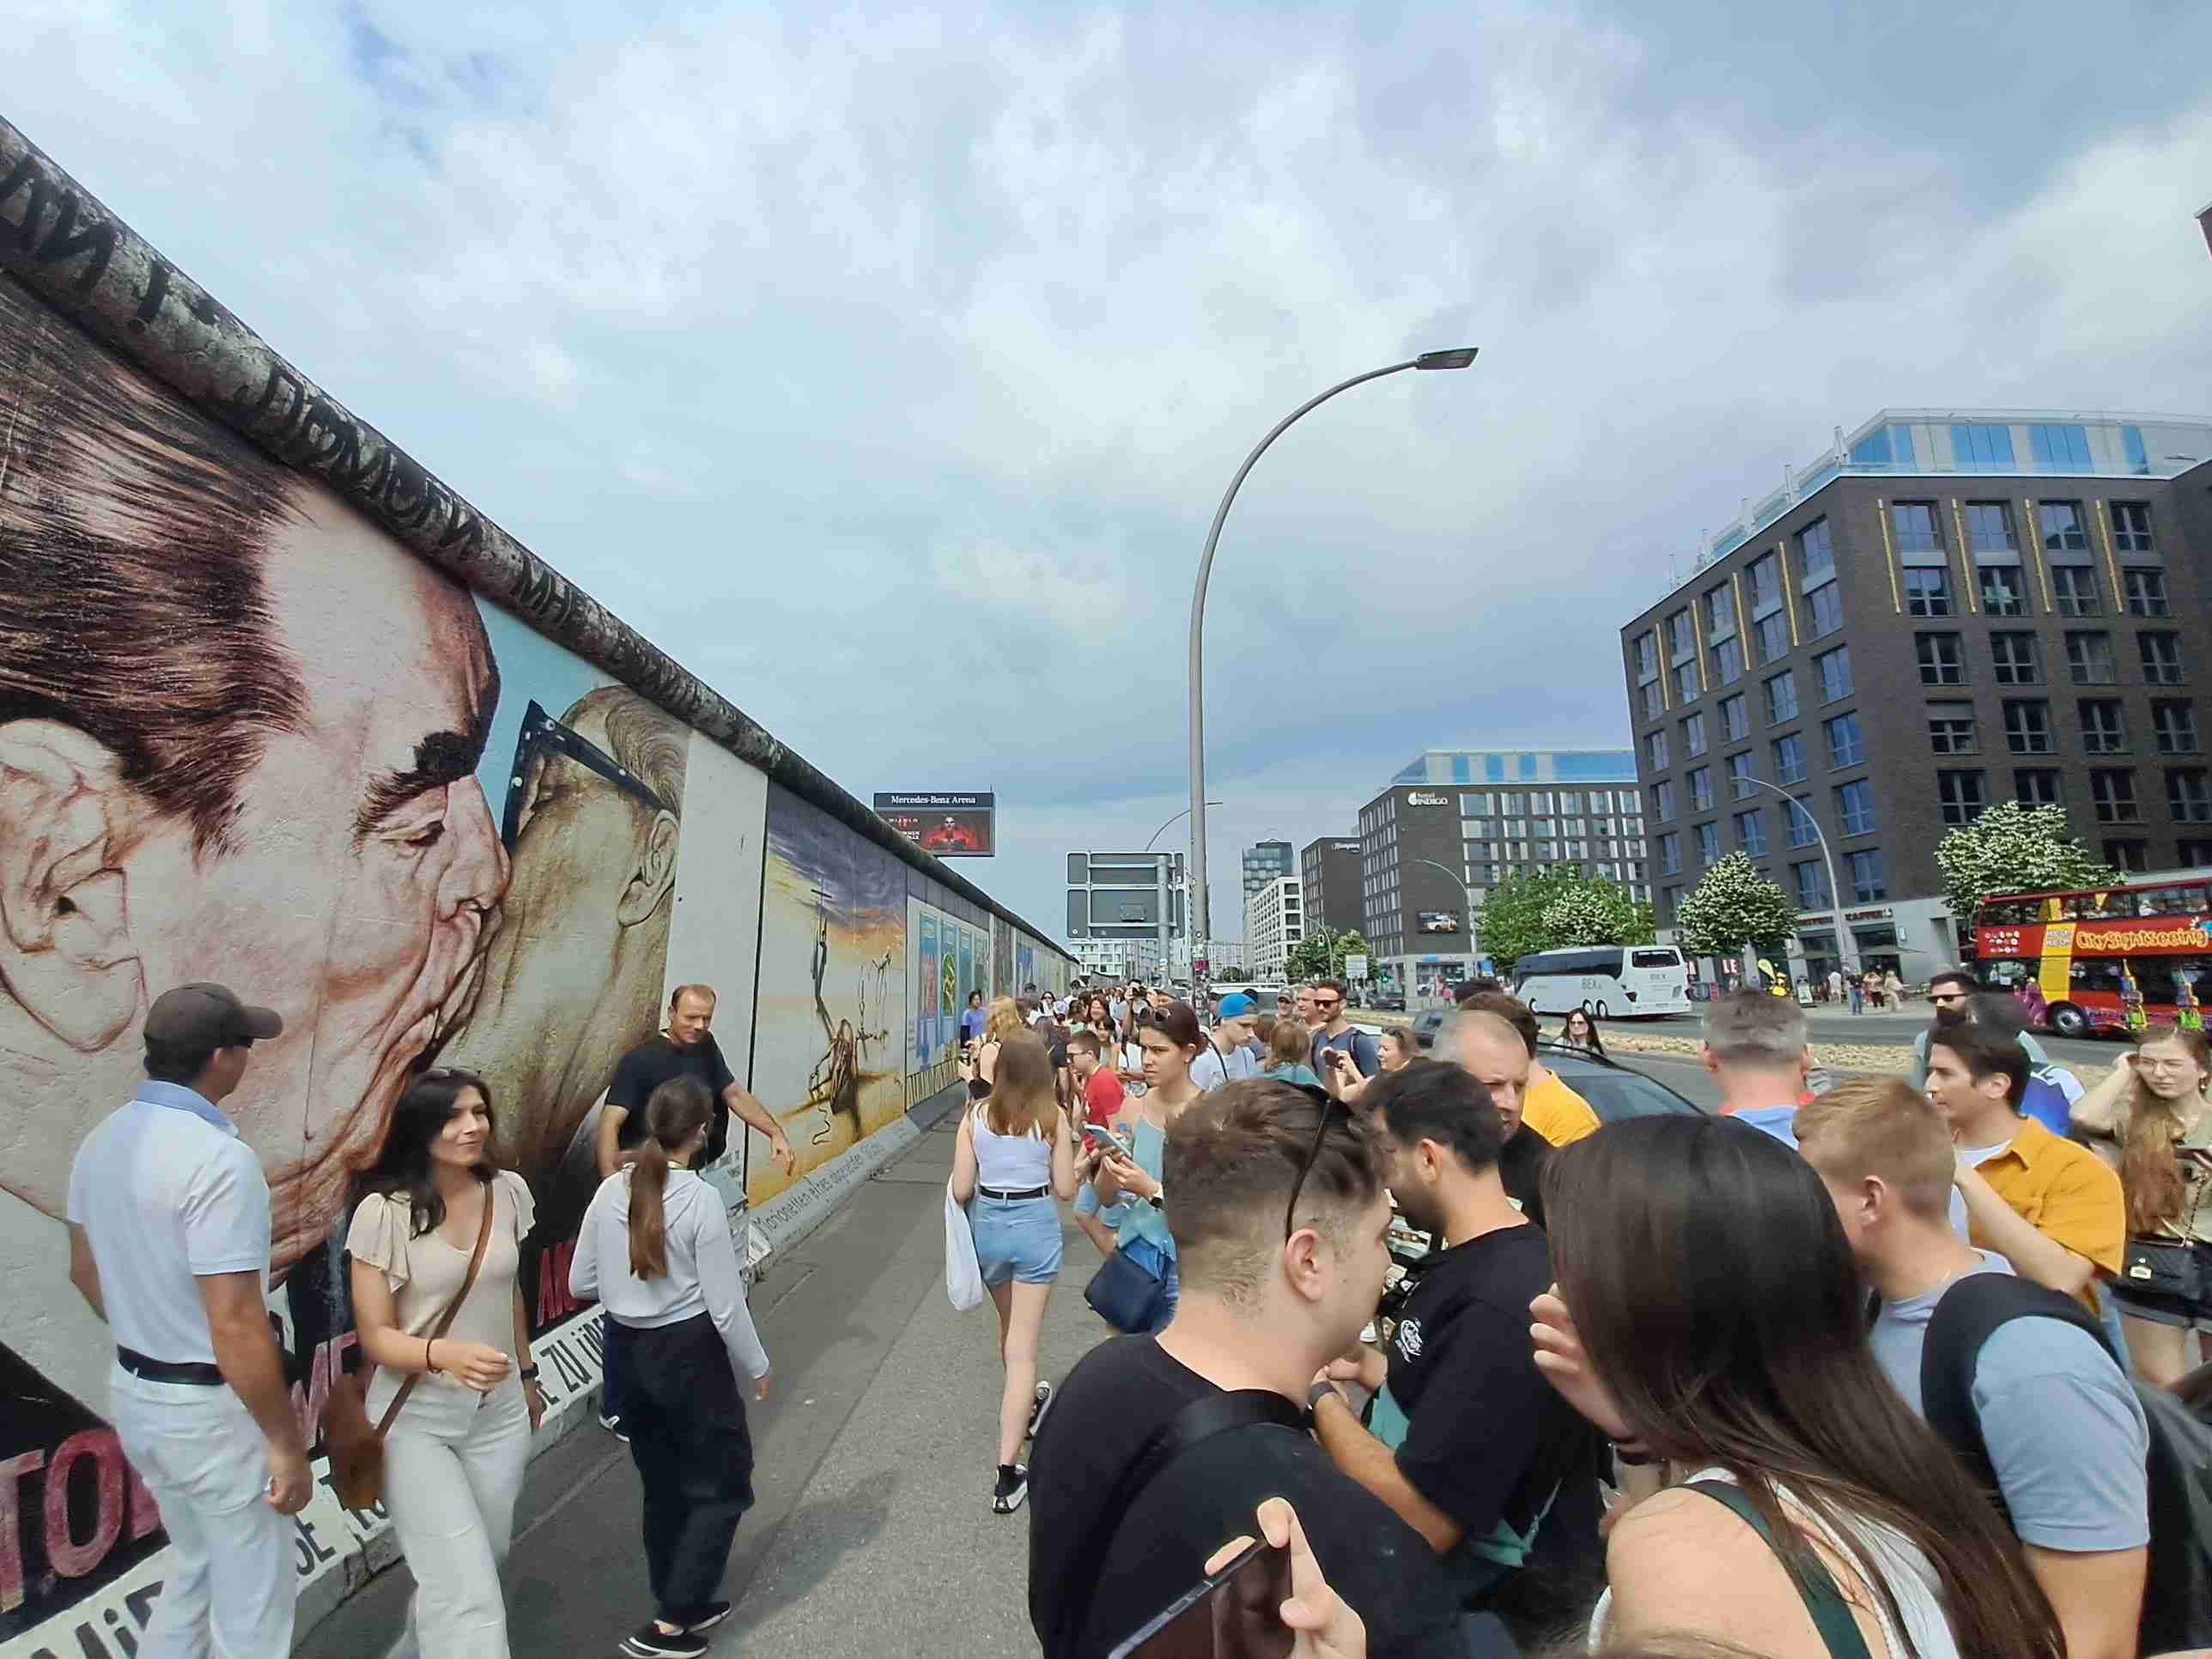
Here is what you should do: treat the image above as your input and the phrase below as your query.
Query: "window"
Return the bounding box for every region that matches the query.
[1683,714,1707,757]
[1657,832,1681,874]
[1990,632,2042,685]
[2091,769,2139,823]
[1796,518,1835,578]
[1978,566,2027,616]
[1774,733,1808,785]
[1847,849,1887,902]
[1816,647,1853,702]
[1754,611,1790,664]
[2051,564,2101,617]
[2005,701,2054,755]
[1786,798,1819,848]
[1695,823,1721,866]
[2081,699,2129,755]
[1662,884,1684,922]
[1937,770,1989,826]
[1504,793,1526,814]
[1825,712,1864,769]
[1642,681,1664,720]
[1688,766,1714,812]
[1928,702,1978,755]
[1675,661,1699,702]
[2065,631,2117,685]
[2105,838,2150,872]
[1711,635,1744,685]
[1766,672,1798,723]
[2171,769,2212,824]
[2039,500,2090,552]
[1705,586,1735,639]
[2015,768,2062,807]
[1917,633,1966,686]
[2112,502,2154,555]
[1954,426,2016,471]
[1635,631,1659,680]
[1890,502,1942,553]
[1734,809,1766,855]
[2031,425,2093,470]
[1667,610,1695,659]
[2185,840,2212,867]
[1794,860,1832,909]
[2142,632,2186,686]
[1964,501,2016,552]
[1747,551,1781,609]
[1532,792,1555,813]
[1561,792,1583,812]
[1654,781,1675,821]
[2155,702,2200,756]
[1904,567,1952,617]
[1719,694,1749,743]
[1645,731,1668,770]
[2125,568,2170,617]
[1836,779,1876,835]
[1803,580,1844,638]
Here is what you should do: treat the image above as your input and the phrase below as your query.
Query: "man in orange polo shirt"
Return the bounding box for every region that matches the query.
[1458,992,1599,1146]
[1924,1023,2123,1312]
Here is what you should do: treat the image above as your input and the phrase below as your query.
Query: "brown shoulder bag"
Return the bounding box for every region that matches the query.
[328,1183,497,1510]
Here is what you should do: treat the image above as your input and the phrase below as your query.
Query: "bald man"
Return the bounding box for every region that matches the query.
[1441,1011,1554,1230]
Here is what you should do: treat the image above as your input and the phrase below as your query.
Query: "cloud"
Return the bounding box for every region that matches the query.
[8,0,2211,939]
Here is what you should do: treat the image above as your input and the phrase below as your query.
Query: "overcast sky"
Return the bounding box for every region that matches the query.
[13,1,2212,941]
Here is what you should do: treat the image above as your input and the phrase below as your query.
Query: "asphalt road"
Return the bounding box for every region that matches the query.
[1637,1006,2119,1072]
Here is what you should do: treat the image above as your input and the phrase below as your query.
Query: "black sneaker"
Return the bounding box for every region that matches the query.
[1025,1381,1054,1441]
[681,1602,733,1634]
[992,1462,1029,1515]
[619,1623,705,1658]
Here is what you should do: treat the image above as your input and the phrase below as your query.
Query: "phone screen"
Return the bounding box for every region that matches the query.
[1108,1538,1293,1659]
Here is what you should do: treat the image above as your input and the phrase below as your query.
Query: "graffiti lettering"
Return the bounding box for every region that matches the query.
[535,1238,581,1328]
[292,1512,337,1574]
[41,1432,125,1581]
[0,152,117,297]
[1,1448,42,1613]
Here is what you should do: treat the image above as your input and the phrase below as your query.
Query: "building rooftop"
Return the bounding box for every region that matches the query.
[1389,748,1638,789]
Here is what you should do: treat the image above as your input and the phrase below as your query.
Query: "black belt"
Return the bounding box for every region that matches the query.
[979,1184,1048,1201]
[117,1346,223,1387]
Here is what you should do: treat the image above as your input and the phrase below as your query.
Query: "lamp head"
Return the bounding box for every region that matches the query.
[1414,347,1479,371]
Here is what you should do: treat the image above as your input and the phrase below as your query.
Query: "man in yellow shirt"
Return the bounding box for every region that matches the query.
[1459,992,1599,1146]
[1924,1023,2123,1313]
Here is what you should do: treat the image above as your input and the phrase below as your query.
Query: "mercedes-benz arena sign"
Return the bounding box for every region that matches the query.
[874,791,996,857]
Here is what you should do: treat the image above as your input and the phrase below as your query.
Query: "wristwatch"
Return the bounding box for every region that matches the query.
[1304,1381,1336,1431]
[519,1364,541,1383]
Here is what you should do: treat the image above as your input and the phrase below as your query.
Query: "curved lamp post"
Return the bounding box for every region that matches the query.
[1735,777,1860,978]
[1187,349,1479,966]
[1413,857,1479,957]
[1147,801,1224,852]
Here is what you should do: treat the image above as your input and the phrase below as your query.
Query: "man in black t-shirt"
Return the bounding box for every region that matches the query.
[1313,1060,1602,1641]
[1028,1079,1478,1659]
[593,983,797,1180]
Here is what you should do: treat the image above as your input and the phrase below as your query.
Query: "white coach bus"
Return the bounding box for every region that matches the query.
[1511,945,1692,1019]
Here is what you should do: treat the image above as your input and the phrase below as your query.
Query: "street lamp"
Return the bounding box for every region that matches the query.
[1735,778,1859,980]
[1146,802,1224,852]
[1187,349,1480,966]
[1413,857,1480,994]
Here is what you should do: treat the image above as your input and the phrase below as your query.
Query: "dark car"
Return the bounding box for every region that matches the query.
[1409,1008,1448,1049]
[1536,1042,1708,1124]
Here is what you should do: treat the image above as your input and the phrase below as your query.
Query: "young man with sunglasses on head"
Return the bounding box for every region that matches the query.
[1027,1079,1472,1659]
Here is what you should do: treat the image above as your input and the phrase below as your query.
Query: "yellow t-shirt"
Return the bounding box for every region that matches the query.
[1970,1116,2124,1311]
[1523,1070,1601,1146]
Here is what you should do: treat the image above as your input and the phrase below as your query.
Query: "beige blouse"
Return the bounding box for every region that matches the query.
[348,1170,532,1395]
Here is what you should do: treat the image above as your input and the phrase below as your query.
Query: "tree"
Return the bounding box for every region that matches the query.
[1934,801,2114,924]
[1212,965,1250,982]
[1674,853,1796,961]
[1285,927,1378,984]
[1475,869,1656,972]
[1540,882,1656,951]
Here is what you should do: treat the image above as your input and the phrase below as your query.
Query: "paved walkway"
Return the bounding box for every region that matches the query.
[299,1109,1099,1658]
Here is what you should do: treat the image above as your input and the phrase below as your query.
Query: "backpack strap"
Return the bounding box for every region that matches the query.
[1054,1388,1307,1656]
[1684,1481,1874,1659]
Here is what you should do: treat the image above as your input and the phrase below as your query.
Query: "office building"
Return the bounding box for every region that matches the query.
[1621,408,2212,983]
[1241,840,1295,908]
[1361,750,1643,1000]
[1066,850,1184,985]
[1245,877,1305,980]
[1301,836,1363,933]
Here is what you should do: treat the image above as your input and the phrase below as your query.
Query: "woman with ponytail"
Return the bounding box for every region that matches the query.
[572,1076,769,1659]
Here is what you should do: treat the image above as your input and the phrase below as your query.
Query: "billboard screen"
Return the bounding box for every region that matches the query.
[873,790,996,857]
[1415,910,1462,934]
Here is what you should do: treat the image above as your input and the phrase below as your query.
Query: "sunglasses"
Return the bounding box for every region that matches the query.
[1313,998,1342,1011]
[1284,1083,1342,1240]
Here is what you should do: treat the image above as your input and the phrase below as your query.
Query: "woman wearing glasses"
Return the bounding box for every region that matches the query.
[1075,1002,1210,1331]
[2071,1025,2212,1384]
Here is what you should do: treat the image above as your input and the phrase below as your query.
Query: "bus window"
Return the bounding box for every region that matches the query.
[2086,891,2136,920]
[2069,961,2127,995]
[1981,958,2034,988]
[1630,949,1681,969]
[2131,962,2179,1003]
[1982,898,2036,926]
[2145,884,2210,915]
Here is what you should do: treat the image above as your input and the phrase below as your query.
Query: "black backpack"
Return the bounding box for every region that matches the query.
[1921,1271,2212,1655]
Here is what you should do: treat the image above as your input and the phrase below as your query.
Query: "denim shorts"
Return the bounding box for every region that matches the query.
[969,1193,1062,1285]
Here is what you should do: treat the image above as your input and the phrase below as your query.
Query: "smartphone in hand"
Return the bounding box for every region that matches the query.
[1109,1536,1292,1658]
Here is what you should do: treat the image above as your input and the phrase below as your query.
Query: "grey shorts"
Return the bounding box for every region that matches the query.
[969,1193,1062,1286]
[2110,1242,2212,1332]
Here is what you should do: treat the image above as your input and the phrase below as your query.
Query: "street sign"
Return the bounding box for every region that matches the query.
[1344,953,1369,980]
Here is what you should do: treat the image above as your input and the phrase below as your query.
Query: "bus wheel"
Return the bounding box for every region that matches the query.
[1596,1000,1610,1019]
[2047,1002,2088,1039]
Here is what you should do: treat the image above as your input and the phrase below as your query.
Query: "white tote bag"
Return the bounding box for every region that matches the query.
[945,1178,986,1311]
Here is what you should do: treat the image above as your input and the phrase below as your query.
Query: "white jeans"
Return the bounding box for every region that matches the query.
[108,1364,295,1659]
[369,1373,532,1659]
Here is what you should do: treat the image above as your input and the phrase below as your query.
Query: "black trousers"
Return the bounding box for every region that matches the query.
[619,1314,757,1620]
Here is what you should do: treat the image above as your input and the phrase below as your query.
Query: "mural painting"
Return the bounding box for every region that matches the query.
[916,908,939,1069]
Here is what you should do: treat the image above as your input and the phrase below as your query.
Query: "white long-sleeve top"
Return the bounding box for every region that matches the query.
[569,1166,769,1381]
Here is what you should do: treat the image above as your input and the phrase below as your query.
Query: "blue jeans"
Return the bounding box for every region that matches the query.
[601,1309,628,1420]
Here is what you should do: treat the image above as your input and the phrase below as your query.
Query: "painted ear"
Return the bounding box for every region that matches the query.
[617,809,681,928]
[0,720,145,1048]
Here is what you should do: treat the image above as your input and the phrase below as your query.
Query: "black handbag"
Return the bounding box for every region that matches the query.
[2123,1237,2204,1301]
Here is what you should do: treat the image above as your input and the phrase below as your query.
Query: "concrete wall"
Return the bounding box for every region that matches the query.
[0,118,1068,1656]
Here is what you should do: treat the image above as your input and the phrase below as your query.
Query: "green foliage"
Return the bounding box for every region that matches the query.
[1674,853,1796,959]
[1212,965,1250,982]
[1475,869,1656,971]
[1933,801,2115,922]
[1285,927,1379,983]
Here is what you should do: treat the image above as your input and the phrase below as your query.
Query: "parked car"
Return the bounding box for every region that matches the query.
[1409,1008,1449,1049]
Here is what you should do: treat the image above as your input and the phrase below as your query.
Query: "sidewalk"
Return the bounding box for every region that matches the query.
[298,1109,1102,1658]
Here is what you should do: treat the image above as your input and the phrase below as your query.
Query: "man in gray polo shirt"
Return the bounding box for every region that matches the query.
[1796,1077,2148,1659]
[65,983,308,1659]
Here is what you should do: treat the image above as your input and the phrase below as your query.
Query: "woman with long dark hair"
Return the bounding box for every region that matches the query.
[951,1034,1078,1513]
[1073,1001,1209,1331]
[572,1077,769,1659]
[2072,1024,2212,1384]
[348,1068,543,1659]
[1557,1008,1606,1055]
[1531,1116,2062,1658]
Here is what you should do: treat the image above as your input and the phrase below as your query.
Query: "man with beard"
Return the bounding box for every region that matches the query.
[1309,1060,1602,1638]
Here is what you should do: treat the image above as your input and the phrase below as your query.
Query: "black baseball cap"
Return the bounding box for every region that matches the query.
[145,983,283,1049]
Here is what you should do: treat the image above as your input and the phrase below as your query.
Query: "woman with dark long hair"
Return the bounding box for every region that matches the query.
[348,1068,542,1659]
[1557,1008,1606,1055]
[2072,1024,2212,1384]
[571,1077,769,1659]
[1531,1116,2063,1659]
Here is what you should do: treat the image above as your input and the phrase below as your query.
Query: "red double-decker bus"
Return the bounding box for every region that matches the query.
[1972,875,2212,1037]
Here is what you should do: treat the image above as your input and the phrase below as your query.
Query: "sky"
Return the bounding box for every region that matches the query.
[10,0,2212,942]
